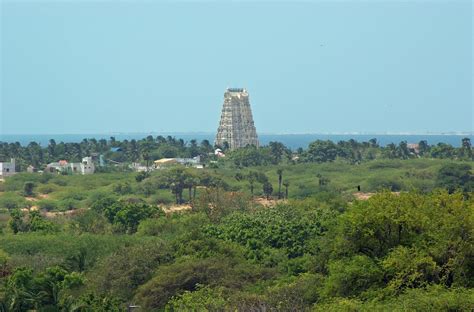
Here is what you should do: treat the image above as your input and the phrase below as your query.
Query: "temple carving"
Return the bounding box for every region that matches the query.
[215,88,259,150]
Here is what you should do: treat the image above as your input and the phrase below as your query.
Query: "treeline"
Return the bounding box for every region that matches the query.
[0,136,215,170]
[0,191,473,310]
[0,136,472,171]
[228,138,473,167]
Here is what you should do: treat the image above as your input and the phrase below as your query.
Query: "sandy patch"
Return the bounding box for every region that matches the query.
[253,197,286,207]
[163,204,192,213]
[353,192,400,200]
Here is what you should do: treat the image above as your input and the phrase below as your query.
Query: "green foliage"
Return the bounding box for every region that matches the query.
[382,246,439,293]
[436,163,473,193]
[0,145,473,311]
[304,140,339,163]
[37,199,58,211]
[314,286,474,311]
[328,191,474,293]
[323,255,383,298]
[0,249,11,278]
[101,198,163,233]
[206,203,329,260]
[137,212,209,238]
[262,181,273,199]
[67,293,125,311]
[68,210,111,234]
[228,145,273,167]
[8,209,58,234]
[36,183,58,194]
[0,192,26,210]
[22,181,35,196]
[165,285,228,311]
[2,266,85,311]
[89,240,173,301]
[134,256,273,311]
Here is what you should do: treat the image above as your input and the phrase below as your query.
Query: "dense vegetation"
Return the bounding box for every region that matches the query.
[0,137,473,311]
[0,136,472,171]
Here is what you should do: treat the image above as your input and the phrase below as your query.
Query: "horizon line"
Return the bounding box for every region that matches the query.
[1,131,473,136]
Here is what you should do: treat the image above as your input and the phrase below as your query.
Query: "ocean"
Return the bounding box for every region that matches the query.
[1,133,472,149]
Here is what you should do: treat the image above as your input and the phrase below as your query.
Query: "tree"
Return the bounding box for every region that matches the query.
[135,171,150,183]
[460,137,472,160]
[304,140,339,163]
[324,255,383,297]
[23,181,35,196]
[277,169,283,199]
[418,140,430,156]
[163,168,191,204]
[103,198,162,233]
[436,163,473,193]
[269,141,289,164]
[263,181,273,200]
[283,180,290,199]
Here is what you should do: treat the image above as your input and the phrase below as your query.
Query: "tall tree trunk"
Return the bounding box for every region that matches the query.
[278,174,282,199]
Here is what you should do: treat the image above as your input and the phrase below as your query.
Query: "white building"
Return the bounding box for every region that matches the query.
[80,157,95,174]
[0,158,16,177]
[45,157,95,175]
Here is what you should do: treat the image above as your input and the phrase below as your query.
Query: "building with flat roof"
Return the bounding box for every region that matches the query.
[0,158,16,177]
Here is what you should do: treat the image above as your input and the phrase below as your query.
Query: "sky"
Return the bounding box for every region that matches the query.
[0,0,472,135]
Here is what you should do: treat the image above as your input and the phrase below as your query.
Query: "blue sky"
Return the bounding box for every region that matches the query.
[1,0,472,134]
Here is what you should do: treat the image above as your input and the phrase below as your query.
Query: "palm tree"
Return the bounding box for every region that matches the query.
[276,169,283,199]
[246,172,257,196]
[283,180,290,199]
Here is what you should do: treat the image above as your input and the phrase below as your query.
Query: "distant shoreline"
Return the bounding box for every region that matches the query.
[2,132,473,136]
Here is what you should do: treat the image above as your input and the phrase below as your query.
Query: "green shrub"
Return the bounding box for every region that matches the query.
[148,192,174,205]
[37,199,58,211]
[323,255,383,298]
[0,192,26,210]
[58,198,80,211]
[36,183,58,194]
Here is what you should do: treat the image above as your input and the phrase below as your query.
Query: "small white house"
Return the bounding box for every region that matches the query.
[0,158,16,177]
[80,157,95,174]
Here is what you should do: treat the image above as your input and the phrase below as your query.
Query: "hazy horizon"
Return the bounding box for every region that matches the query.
[1,0,473,135]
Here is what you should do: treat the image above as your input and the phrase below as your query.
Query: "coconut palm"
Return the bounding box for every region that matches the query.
[276,169,283,199]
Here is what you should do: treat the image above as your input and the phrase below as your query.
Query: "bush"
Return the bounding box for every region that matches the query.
[323,255,383,298]
[23,181,35,196]
[68,210,111,234]
[36,183,58,194]
[58,198,80,211]
[37,199,58,211]
[148,192,174,205]
[366,175,404,191]
[0,192,26,210]
[89,241,173,300]
[137,212,209,237]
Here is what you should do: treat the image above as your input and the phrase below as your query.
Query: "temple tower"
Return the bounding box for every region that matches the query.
[215,88,259,150]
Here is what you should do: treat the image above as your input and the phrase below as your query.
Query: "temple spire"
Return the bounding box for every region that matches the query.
[215,88,259,150]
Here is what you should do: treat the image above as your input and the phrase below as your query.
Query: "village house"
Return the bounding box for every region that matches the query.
[45,157,95,175]
[407,143,420,156]
[0,158,16,177]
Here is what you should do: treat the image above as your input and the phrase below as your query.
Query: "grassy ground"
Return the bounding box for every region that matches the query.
[0,158,467,214]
